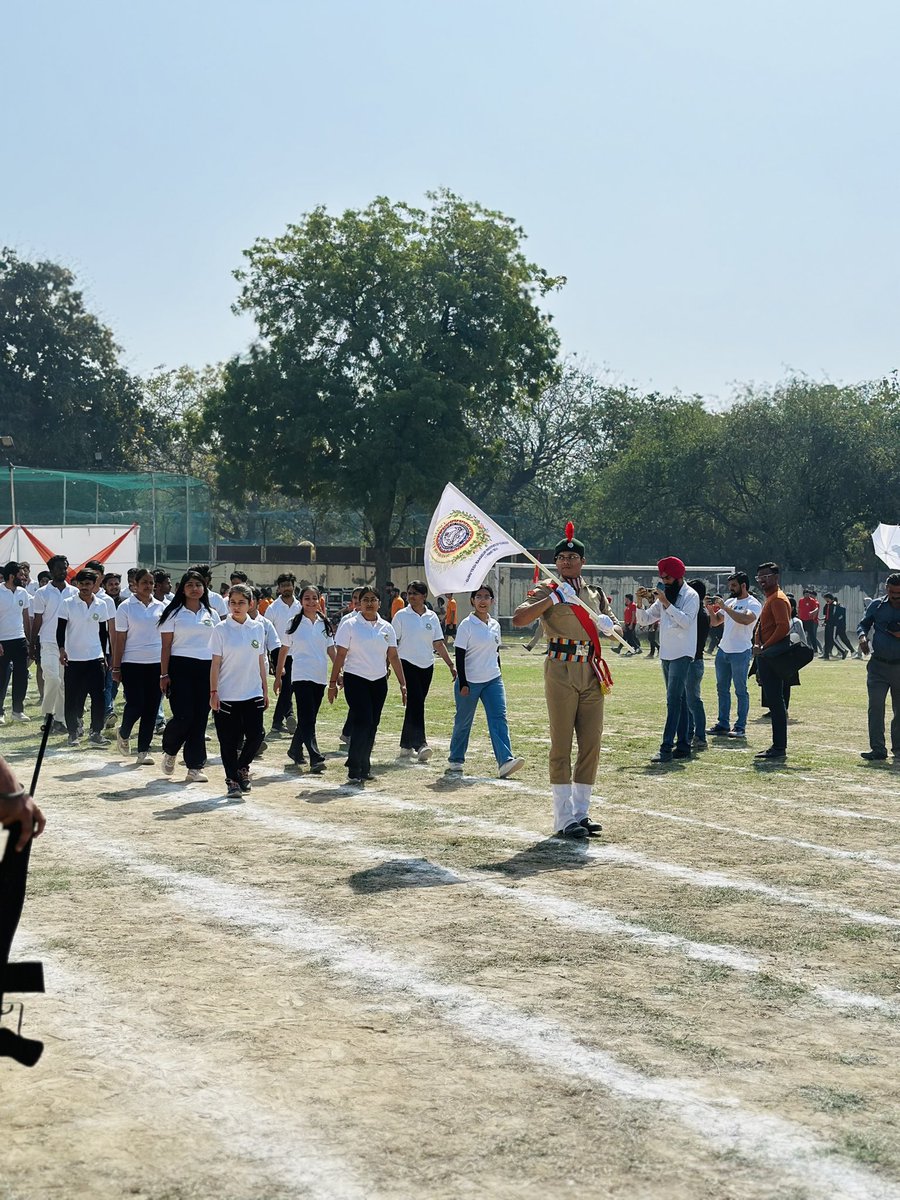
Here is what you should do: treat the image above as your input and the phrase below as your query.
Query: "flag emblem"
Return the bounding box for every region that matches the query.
[432,511,489,563]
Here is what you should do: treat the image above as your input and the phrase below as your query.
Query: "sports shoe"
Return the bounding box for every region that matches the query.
[860,749,888,761]
[444,762,464,776]
[104,711,117,731]
[285,714,297,734]
[755,747,786,760]
[116,732,130,755]
[52,720,67,734]
[346,776,364,786]
[727,730,747,740]
[10,711,30,723]
[650,752,673,764]
[397,747,415,759]
[416,745,433,763]
[88,732,110,747]
[225,779,243,799]
[309,760,326,774]
[185,769,209,783]
[556,822,588,840]
[672,747,692,759]
[238,768,251,793]
[269,724,285,736]
[707,725,730,737]
[339,735,350,748]
[135,751,154,765]
[76,721,84,738]
[67,734,81,747]
[155,720,165,734]
[162,752,177,776]
[691,740,709,752]
[498,757,524,778]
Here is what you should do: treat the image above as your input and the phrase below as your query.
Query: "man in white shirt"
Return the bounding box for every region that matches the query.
[706,571,763,740]
[266,573,301,733]
[57,569,110,747]
[636,555,699,763]
[29,555,76,730]
[0,561,32,724]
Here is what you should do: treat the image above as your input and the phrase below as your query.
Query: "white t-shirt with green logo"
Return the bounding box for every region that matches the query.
[159,605,218,661]
[209,615,266,701]
[392,606,443,669]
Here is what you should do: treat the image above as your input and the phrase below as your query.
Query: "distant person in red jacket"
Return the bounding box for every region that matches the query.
[797,588,821,656]
[622,593,642,653]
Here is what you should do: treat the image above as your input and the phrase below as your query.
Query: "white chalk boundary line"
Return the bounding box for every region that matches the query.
[45,821,900,1200]
[13,929,369,1200]
[232,797,900,1019]
[680,777,900,828]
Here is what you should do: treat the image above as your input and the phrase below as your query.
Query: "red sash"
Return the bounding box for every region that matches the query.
[548,582,614,693]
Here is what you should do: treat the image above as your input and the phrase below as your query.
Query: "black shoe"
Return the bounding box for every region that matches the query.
[860,750,888,761]
[579,816,602,836]
[346,776,363,786]
[269,725,285,736]
[707,725,730,737]
[650,752,673,764]
[556,822,588,840]
[672,747,692,759]
[364,772,375,781]
[309,760,326,774]
[238,768,251,793]
[755,747,786,760]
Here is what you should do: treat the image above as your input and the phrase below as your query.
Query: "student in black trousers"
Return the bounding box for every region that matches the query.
[209,584,269,798]
[112,568,166,765]
[159,570,218,784]
[274,586,336,773]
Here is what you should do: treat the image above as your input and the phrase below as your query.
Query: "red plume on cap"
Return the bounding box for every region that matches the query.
[565,521,575,541]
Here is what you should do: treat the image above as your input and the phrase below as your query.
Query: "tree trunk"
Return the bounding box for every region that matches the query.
[372,537,392,602]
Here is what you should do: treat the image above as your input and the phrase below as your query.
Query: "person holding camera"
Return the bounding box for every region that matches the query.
[513,522,618,839]
[635,556,699,763]
[857,574,900,761]
[706,572,762,740]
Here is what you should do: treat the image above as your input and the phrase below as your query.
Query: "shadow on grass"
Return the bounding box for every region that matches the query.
[348,858,463,894]
[473,838,591,878]
[153,796,245,820]
[56,762,136,782]
[99,779,180,802]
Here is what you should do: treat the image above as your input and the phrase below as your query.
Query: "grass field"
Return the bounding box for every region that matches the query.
[1,644,898,1200]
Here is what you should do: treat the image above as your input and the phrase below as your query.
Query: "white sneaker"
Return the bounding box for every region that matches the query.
[444,762,464,776]
[162,753,177,776]
[499,757,525,778]
[185,768,209,783]
[10,711,30,723]
[116,732,130,755]
[417,745,433,763]
[135,751,154,766]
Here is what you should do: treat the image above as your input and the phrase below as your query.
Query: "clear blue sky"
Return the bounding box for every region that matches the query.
[4,0,898,400]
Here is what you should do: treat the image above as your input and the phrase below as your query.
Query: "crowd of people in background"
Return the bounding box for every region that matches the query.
[0,553,897,832]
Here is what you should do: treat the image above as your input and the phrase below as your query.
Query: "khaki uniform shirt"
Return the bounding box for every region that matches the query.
[523,580,613,642]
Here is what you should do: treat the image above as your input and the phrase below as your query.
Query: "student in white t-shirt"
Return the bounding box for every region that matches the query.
[0,560,32,723]
[329,587,407,785]
[29,554,76,729]
[209,584,269,799]
[112,568,166,764]
[706,570,763,740]
[446,585,523,779]
[56,568,110,747]
[158,570,219,783]
[274,585,336,772]
[392,580,456,762]
[267,573,302,734]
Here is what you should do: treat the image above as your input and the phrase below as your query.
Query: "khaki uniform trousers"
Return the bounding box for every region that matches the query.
[544,657,604,785]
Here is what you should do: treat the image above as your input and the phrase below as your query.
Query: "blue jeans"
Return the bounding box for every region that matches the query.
[660,657,692,754]
[448,676,513,767]
[685,658,706,744]
[714,648,753,733]
[104,664,118,717]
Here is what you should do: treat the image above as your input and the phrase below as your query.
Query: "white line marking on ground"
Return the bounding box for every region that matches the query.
[46,824,900,1200]
[13,931,370,1200]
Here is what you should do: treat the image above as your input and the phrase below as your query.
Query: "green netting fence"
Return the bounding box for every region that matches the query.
[0,468,212,562]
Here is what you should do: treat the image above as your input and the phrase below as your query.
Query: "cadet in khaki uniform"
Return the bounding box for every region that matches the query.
[512,524,618,840]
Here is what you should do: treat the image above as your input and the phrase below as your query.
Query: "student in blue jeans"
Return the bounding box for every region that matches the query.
[445,585,524,779]
[707,572,762,739]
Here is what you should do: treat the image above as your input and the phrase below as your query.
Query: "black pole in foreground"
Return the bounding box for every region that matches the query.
[0,712,51,1066]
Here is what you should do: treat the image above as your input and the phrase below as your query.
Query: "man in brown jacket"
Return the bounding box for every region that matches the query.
[512,524,619,840]
[752,562,792,760]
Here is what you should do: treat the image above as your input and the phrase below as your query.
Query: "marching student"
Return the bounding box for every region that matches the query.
[328,587,406,786]
[190,565,228,619]
[266,573,301,735]
[336,587,364,747]
[158,570,218,783]
[447,585,524,780]
[275,585,336,772]
[0,562,32,724]
[56,569,110,748]
[392,580,456,762]
[29,555,76,732]
[209,583,269,799]
[112,568,166,764]
[249,587,281,657]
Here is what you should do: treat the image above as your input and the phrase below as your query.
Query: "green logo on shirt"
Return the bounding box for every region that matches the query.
[92,612,100,621]
[17,599,23,607]
[251,638,260,648]
[202,617,213,626]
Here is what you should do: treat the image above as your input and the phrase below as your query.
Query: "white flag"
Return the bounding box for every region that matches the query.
[424,483,527,595]
[872,523,900,570]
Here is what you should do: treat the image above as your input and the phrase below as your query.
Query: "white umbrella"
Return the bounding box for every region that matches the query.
[871,523,900,570]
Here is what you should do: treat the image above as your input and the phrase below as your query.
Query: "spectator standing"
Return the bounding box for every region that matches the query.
[707,572,763,741]
[751,563,793,760]
[0,562,32,724]
[798,588,821,655]
[857,574,900,761]
[635,556,699,763]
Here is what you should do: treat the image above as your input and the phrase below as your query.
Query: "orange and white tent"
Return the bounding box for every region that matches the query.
[0,524,140,579]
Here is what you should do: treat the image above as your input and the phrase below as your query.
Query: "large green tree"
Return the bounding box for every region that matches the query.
[0,248,150,467]
[202,191,563,589]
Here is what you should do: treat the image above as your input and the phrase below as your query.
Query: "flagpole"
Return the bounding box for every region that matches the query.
[516,547,634,654]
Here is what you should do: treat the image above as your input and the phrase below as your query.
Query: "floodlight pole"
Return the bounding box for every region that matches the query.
[185,479,191,566]
[150,473,157,564]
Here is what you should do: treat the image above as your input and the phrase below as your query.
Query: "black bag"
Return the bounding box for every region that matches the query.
[766,642,814,681]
